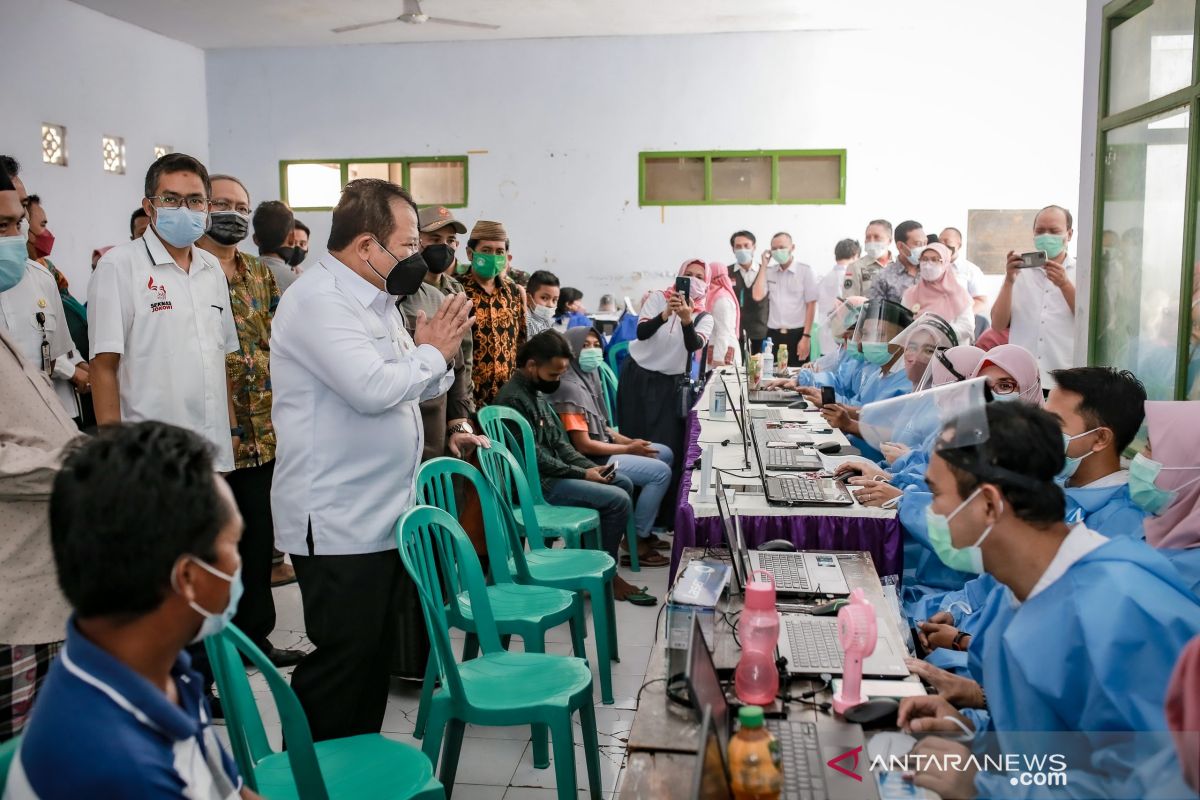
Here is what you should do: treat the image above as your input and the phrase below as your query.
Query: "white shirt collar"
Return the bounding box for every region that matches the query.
[1082,469,1129,489]
[737,264,759,280]
[1025,523,1108,602]
[142,228,213,273]
[322,254,390,314]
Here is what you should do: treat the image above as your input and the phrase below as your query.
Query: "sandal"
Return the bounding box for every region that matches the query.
[620,588,658,606]
[622,551,668,567]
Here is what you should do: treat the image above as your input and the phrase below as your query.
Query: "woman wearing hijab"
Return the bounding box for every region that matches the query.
[703,261,741,367]
[1140,400,1200,596]
[548,327,675,567]
[617,259,714,523]
[971,343,1042,404]
[903,242,975,345]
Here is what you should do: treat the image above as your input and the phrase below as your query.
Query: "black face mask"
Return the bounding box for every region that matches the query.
[276,245,296,264]
[288,246,307,268]
[422,243,456,275]
[533,377,561,394]
[207,211,249,246]
[366,247,429,297]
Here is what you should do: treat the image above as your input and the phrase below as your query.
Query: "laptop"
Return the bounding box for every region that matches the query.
[753,422,823,471]
[685,617,880,800]
[747,420,856,509]
[777,610,910,678]
[689,707,732,800]
[747,387,801,405]
[713,476,748,592]
[719,373,751,471]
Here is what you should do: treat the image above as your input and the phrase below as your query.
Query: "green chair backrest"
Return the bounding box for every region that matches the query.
[0,736,19,788]
[205,624,329,799]
[596,362,619,428]
[606,340,629,374]
[477,445,550,553]
[397,506,503,706]
[477,405,547,504]
[415,456,529,584]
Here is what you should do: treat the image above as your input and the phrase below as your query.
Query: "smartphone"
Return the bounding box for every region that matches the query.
[1019,250,1047,269]
[674,275,691,304]
[600,462,617,478]
[820,386,836,407]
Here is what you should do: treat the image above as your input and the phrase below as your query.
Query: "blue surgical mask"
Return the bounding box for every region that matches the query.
[1129,453,1200,515]
[177,556,243,644]
[991,391,1024,403]
[905,247,922,267]
[926,487,998,574]
[578,348,604,372]
[1056,428,1100,484]
[0,234,27,292]
[154,207,208,249]
[734,249,754,266]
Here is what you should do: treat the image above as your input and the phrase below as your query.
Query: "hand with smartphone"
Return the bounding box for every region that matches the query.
[668,277,695,325]
[585,463,617,484]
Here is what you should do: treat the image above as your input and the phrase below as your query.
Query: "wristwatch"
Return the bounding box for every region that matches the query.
[952,630,971,651]
[449,421,474,436]
[230,426,245,438]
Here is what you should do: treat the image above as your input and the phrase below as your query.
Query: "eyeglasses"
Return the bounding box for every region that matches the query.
[209,199,251,215]
[147,194,209,212]
[988,378,1020,395]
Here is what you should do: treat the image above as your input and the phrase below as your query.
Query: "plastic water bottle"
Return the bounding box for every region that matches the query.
[735,570,780,706]
[711,383,728,416]
[760,338,774,383]
[776,344,789,373]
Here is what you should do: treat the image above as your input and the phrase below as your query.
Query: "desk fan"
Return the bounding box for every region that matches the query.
[832,588,877,715]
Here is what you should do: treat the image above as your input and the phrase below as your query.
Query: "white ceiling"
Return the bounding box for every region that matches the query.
[69,0,942,49]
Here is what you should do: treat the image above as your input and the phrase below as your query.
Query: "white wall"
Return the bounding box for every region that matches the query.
[1,0,208,294]
[205,3,1086,307]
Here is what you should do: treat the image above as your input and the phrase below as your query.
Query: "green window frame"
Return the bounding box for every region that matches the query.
[637,149,846,207]
[279,156,470,212]
[1090,0,1200,399]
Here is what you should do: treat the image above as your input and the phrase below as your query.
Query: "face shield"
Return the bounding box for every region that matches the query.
[914,344,988,393]
[851,299,915,367]
[826,296,867,341]
[890,313,958,385]
[860,377,990,453]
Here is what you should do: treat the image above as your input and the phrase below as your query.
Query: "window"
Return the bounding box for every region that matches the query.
[279,157,469,211]
[1091,0,1200,400]
[102,136,126,174]
[638,150,845,206]
[154,145,173,160]
[41,124,67,166]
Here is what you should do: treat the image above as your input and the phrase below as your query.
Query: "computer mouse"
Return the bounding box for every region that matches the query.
[788,400,809,409]
[816,442,841,455]
[756,539,797,553]
[809,598,848,616]
[843,698,900,729]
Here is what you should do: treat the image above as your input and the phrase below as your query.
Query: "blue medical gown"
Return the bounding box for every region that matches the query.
[899,489,975,611]
[1162,547,1200,597]
[970,537,1200,799]
[847,366,912,460]
[795,355,865,405]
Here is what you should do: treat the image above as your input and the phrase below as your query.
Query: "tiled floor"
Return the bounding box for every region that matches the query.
[219,550,672,798]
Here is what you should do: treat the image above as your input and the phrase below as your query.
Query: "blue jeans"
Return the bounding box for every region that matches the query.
[543,472,634,558]
[606,443,674,538]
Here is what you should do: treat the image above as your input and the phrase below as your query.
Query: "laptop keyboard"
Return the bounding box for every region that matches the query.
[765,448,819,469]
[755,551,812,592]
[784,616,843,672]
[768,476,828,501]
[765,720,828,800]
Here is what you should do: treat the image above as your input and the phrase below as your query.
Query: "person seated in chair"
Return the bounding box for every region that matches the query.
[5,422,259,799]
[494,331,651,602]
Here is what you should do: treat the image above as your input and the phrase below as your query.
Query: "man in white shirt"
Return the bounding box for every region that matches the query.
[88,154,241,473]
[270,178,472,742]
[990,205,1077,391]
[939,227,988,315]
[815,239,859,357]
[751,231,817,366]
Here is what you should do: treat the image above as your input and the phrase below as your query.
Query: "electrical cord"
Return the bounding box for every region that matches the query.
[636,677,667,708]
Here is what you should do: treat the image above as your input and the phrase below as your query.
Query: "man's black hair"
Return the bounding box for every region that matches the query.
[1036,205,1074,231]
[926,234,941,245]
[730,230,756,247]
[144,153,211,199]
[939,403,1066,524]
[130,207,149,237]
[26,194,41,207]
[527,270,560,294]
[517,329,574,367]
[253,200,296,255]
[293,219,310,237]
[1049,367,1147,452]
[895,220,924,247]
[50,423,232,619]
[328,179,418,252]
[0,155,19,178]
[556,287,583,318]
[835,239,861,261]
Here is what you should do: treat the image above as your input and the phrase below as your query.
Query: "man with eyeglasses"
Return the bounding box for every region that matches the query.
[88,153,242,474]
[270,178,473,741]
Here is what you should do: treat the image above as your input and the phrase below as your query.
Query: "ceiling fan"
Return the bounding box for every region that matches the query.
[332,0,500,33]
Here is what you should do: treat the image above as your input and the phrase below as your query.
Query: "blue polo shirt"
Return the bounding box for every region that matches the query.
[4,618,242,799]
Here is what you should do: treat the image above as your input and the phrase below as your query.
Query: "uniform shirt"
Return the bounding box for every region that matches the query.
[842,255,888,299]
[225,252,281,469]
[460,276,526,408]
[764,260,818,330]
[867,261,919,306]
[262,253,301,294]
[88,231,240,472]
[0,328,79,645]
[815,263,848,355]
[270,256,454,556]
[5,619,242,799]
[627,290,715,375]
[0,260,84,415]
[951,257,986,298]
[1008,256,1076,388]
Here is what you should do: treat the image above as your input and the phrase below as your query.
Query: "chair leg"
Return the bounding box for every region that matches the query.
[569,604,588,662]
[438,717,467,797]
[413,653,438,740]
[625,519,640,572]
[421,700,448,772]
[549,715,580,800]
[605,579,620,663]
[578,701,604,799]
[589,580,614,704]
[461,631,480,662]
[525,633,550,770]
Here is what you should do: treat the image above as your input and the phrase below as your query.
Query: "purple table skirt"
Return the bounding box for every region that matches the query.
[671,408,905,581]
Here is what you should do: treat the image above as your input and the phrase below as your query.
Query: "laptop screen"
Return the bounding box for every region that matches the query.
[689,706,731,800]
[713,475,746,591]
[685,615,730,753]
[723,369,750,470]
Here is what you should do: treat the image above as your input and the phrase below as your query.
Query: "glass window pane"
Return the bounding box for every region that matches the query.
[710,156,771,201]
[643,157,704,203]
[285,163,341,208]
[410,160,466,205]
[777,155,842,201]
[41,123,67,167]
[1107,0,1194,115]
[1188,208,1200,399]
[347,162,402,183]
[1095,107,1190,400]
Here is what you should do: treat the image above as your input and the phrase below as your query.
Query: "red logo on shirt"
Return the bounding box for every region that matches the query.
[147,275,173,312]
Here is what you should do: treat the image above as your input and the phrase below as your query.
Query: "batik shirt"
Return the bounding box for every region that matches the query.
[461,276,527,408]
[225,252,281,469]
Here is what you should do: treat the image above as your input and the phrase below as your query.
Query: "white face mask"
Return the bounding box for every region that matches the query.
[734,249,754,266]
[532,304,555,322]
[864,241,888,259]
[920,260,945,282]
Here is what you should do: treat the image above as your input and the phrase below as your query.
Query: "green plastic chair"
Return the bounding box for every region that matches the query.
[0,736,18,787]
[205,624,444,800]
[398,505,603,800]
[597,361,620,430]
[412,457,589,762]
[478,445,620,704]
[606,339,629,374]
[477,405,601,550]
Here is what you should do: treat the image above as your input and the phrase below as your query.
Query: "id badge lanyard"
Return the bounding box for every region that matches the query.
[35,312,51,373]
